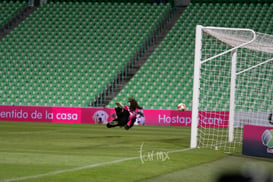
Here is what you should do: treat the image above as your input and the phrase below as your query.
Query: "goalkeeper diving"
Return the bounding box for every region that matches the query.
[107,97,143,130]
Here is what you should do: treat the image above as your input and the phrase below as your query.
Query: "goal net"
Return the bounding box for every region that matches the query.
[190,25,273,153]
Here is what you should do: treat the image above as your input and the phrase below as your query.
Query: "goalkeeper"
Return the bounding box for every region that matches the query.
[106,97,143,130]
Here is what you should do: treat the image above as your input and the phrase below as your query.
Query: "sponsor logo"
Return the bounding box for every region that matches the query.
[261,129,273,153]
[158,114,223,126]
[92,110,109,124]
[158,114,191,125]
[200,117,223,125]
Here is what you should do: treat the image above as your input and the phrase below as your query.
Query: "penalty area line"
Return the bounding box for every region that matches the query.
[1,148,192,182]
[1,157,138,182]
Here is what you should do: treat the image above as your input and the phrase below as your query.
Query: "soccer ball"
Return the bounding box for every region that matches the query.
[177,103,186,111]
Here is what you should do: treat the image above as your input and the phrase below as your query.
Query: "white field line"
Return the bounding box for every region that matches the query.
[1,148,192,182]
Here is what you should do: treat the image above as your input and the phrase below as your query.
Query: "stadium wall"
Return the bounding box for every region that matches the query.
[0,105,228,127]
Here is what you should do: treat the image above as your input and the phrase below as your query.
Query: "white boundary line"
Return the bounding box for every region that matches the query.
[1,148,192,182]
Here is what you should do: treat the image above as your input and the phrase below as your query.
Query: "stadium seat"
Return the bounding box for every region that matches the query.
[0,0,26,26]
[107,1,273,110]
[0,1,171,107]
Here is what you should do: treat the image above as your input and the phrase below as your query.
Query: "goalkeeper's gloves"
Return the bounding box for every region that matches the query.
[115,102,124,109]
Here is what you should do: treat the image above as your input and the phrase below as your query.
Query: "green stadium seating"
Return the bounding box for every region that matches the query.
[0,1,171,107]
[107,2,273,110]
[0,0,26,26]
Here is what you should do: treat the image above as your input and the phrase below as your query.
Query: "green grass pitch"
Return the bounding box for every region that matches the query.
[0,121,272,182]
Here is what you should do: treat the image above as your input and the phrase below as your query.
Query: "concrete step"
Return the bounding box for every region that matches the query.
[0,6,37,40]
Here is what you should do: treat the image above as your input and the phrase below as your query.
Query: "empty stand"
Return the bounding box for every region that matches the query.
[0,0,26,27]
[0,1,171,107]
[107,2,273,110]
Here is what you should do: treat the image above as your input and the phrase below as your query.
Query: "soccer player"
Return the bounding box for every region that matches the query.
[106,97,143,130]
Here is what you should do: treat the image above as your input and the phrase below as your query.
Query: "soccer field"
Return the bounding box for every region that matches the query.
[0,121,272,182]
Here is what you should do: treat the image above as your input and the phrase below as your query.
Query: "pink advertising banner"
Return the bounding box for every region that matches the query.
[0,105,229,127]
[143,109,229,127]
[243,125,273,158]
[0,105,82,123]
[143,109,192,126]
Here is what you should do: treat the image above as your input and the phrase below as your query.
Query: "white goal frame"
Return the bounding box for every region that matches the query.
[190,25,273,150]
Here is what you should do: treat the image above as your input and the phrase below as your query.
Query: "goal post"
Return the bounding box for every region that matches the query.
[190,25,273,152]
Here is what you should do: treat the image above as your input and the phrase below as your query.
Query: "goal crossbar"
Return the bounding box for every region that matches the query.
[201,26,256,64]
